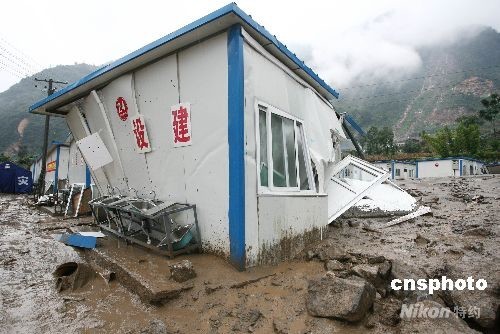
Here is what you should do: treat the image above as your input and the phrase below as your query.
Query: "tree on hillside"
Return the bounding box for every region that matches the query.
[362,126,396,156]
[421,120,481,158]
[479,93,499,134]
[401,138,423,153]
[15,146,35,169]
[0,153,10,163]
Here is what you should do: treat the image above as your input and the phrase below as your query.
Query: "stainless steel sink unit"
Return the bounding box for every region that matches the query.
[88,195,125,225]
[89,195,201,258]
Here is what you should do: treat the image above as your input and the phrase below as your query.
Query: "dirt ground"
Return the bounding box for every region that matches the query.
[0,175,498,333]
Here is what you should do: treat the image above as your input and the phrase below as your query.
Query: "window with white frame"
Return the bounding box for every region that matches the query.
[257,103,313,192]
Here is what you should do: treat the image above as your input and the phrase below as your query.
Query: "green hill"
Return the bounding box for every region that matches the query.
[335,27,500,141]
[0,63,98,157]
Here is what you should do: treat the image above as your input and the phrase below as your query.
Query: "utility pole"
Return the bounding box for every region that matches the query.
[34,78,68,197]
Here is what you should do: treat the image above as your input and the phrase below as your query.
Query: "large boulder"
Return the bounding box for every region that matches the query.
[306,274,376,322]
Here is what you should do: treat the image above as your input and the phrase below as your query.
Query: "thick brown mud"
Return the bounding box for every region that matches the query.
[0,175,498,333]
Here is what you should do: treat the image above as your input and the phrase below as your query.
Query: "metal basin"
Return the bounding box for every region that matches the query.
[129,200,157,212]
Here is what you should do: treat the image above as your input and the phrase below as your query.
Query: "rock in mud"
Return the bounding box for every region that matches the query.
[169,260,196,283]
[306,274,376,322]
[272,318,289,334]
[140,319,168,334]
[373,297,402,326]
[304,318,338,334]
[325,259,344,271]
[399,300,480,333]
[367,255,386,264]
[318,246,350,262]
[462,227,491,237]
[232,309,262,332]
[414,233,430,245]
[389,260,428,300]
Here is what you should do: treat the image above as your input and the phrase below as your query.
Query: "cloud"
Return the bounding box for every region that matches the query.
[293,0,500,88]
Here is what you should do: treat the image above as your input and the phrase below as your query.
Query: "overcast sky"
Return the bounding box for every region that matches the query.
[1,0,499,93]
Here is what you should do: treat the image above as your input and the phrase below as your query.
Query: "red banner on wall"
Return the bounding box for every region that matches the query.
[47,161,56,172]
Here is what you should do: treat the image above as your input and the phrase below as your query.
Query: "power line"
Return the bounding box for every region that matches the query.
[0,52,34,76]
[0,63,25,79]
[0,59,29,78]
[337,64,500,91]
[0,43,39,73]
[0,35,43,68]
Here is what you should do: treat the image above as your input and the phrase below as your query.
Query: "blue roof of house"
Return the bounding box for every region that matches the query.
[372,156,487,164]
[29,3,339,114]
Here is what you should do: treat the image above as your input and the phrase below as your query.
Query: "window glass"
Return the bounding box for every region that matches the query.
[296,123,310,190]
[259,109,268,186]
[283,118,297,187]
[395,169,401,176]
[271,113,286,187]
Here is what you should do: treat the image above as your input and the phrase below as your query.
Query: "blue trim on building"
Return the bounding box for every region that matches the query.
[415,161,419,178]
[29,3,338,114]
[85,165,91,188]
[227,24,246,270]
[54,145,61,194]
[391,161,395,180]
[459,159,463,176]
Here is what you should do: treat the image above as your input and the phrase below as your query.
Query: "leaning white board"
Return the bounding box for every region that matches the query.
[77,133,113,171]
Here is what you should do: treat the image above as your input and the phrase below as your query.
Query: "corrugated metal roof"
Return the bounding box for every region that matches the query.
[29,3,339,115]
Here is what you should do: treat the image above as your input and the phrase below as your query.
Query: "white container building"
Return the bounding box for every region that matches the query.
[29,4,358,269]
[31,136,91,192]
[415,157,487,178]
[372,160,417,180]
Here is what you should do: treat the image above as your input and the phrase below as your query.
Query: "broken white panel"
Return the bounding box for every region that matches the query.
[381,206,432,228]
[327,155,389,222]
[353,180,417,213]
[77,133,113,171]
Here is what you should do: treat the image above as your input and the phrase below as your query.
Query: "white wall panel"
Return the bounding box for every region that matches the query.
[243,34,338,265]
[177,33,230,254]
[134,54,184,203]
[67,140,87,184]
[82,91,127,190]
[98,74,150,196]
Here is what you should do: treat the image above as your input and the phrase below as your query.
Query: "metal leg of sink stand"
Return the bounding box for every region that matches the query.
[140,219,151,245]
[157,217,170,248]
[115,210,125,234]
[166,214,174,258]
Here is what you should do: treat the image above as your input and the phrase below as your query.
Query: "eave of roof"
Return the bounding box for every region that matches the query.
[29,3,339,116]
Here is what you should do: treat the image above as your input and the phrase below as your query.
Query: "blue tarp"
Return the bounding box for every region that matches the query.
[0,162,33,194]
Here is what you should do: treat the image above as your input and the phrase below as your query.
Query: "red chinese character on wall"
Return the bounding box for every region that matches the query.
[171,103,192,147]
[115,97,128,121]
[131,115,151,153]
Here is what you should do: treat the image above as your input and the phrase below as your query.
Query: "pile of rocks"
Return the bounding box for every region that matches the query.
[304,243,485,332]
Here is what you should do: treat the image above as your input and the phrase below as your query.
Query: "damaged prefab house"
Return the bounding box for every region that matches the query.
[31,136,92,192]
[29,4,383,269]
